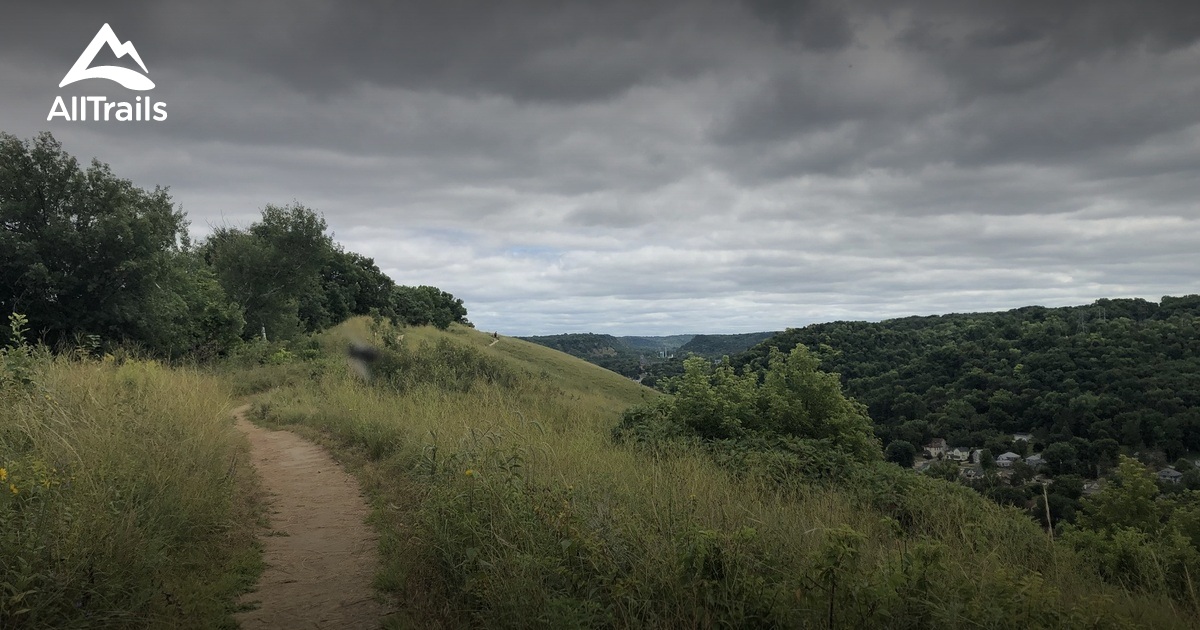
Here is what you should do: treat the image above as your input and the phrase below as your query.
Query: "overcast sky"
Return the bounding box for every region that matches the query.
[2,1,1198,335]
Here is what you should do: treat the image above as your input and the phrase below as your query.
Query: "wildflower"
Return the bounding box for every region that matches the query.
[9,483,17,495]
[0,468,6,481]
[464,469,475,477]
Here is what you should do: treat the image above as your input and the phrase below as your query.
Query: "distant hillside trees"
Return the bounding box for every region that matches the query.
[677,332,777,357]
[0,131,468,355]
[518,333,644,377]
[734,298,1200,460]
[520,332,777,382]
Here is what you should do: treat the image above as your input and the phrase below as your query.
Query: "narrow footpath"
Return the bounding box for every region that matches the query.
[234,406,390,629]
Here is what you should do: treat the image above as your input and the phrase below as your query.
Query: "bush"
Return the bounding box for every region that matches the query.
[614,347,880,483]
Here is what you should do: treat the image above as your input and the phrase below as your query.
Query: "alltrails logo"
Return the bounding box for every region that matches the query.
[47,23,167,122]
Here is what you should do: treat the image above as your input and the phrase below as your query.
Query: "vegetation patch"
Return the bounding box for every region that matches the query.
[0,319,262,629]
[241,320,1194,629]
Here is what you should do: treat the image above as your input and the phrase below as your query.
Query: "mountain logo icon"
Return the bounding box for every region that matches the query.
[59,23,155,91]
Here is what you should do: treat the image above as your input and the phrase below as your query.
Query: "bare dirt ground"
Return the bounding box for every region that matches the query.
[234,407,391,629]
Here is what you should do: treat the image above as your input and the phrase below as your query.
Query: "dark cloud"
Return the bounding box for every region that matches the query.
[4,0,750,102]
[1,0,1198,334]
[742,0,855,50]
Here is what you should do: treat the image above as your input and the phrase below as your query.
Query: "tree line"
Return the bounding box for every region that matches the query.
[733,297,1200,467]
[0,132,468,357]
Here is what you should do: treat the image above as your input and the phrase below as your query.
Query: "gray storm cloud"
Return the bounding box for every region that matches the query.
[1,0,1197,334]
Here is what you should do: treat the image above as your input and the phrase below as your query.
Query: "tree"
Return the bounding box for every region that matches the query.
[140,247,244,357]
[925,459,960,482]
[1078,456,1161,534]
[1041,442,1079,476]
[0,132,239,354]
[758,346,879,461]
[1010,461,1035,485]
[1053,474,1085,501]
[298,249,395,331]
[885,440,916,468]
[1032,491,1078,527]
[1183,469,1200,491]
[203,203,334,340]
[391,285,469,329]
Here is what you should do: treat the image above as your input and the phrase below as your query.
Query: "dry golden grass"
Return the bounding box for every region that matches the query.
[1,356,262,629]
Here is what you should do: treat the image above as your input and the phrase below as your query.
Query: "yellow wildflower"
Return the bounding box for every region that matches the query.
[464,469,475,477]
[9,483,17,495]
[0,468,6,481]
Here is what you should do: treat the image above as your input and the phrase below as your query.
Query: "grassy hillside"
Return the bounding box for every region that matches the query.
[0,342,261,628]
[237,317,1195,629]
[515,333,644,379]
[376,324,653,408]
[518,332,780,381]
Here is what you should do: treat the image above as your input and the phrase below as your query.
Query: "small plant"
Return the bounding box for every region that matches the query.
[268,348,295,365]
[0,313,38,388]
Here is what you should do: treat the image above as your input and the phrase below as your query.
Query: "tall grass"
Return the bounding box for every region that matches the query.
[0,355,262,629]
[246,319,1195,628]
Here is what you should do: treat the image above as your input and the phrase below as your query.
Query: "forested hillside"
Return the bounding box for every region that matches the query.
[734,297,1200,463]
[620,334,694,353]
[516,333,644,377]
[677,331,776,357]
[519,332,777,381]
[0,132,468,357]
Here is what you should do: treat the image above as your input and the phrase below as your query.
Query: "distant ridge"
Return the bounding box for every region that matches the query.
[731,294,1200,462]
[518,331,781,380]
[678,332,777,357]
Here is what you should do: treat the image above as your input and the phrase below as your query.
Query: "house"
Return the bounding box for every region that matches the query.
[946,446,972,462]
[1158,468,1184,484]
[996,452,1022,468]
[924,438,947,458]
[1013,432,1033,442]
[1083,480,1104,496]
[1025,454,1046,468]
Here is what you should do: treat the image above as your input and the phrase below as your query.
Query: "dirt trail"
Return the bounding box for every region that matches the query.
[234,406,390,629]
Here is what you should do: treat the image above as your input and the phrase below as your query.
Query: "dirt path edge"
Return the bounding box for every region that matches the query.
[233,405,391,629]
